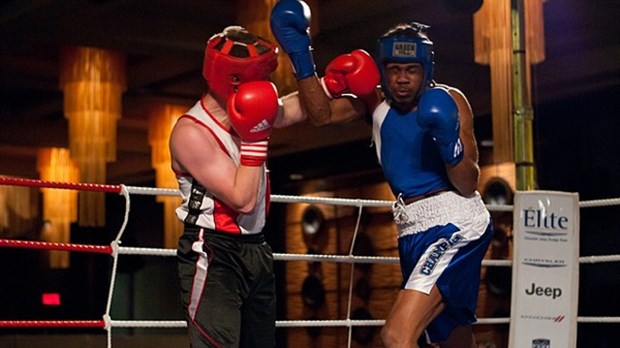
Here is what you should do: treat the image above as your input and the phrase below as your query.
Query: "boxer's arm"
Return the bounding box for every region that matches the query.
[276,86,368,128]
[297,76,332,126]
[273,76,333,127]
[442,86,480,197]
[270,0,373,127]
[275,52,380,128]
[170,120,263,214]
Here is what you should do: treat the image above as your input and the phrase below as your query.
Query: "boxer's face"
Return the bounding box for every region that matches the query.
[385,62,424,109]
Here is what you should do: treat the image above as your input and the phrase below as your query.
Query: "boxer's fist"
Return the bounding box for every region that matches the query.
[227,81,280,166]
[322,49,380,98]
[228,81,279,142]
[417,87,464,165]
[270,0,315,79]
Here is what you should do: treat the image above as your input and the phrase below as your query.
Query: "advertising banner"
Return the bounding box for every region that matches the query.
[508,191,580,348]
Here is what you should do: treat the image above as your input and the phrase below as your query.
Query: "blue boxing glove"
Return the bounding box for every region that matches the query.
[417,87,464,165]
[270,0,315,79]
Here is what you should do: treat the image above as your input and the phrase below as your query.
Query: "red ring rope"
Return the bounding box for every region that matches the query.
[0,320,105,328]
[0,239,113,254]
[0,176,122,194]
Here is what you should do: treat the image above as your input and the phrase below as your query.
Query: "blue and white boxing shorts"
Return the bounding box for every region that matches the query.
[392,191,493,342]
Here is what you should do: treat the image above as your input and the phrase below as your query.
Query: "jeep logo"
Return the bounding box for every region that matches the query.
[525,282,562,299]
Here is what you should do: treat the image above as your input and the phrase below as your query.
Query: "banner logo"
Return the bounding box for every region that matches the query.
[532,338,551,348]
[522,258,567,268]
[525,282,562,299]
[523,208,569,234]
[392,42,416,58]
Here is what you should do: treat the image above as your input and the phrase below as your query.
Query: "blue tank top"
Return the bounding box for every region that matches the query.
[371,101,453,198]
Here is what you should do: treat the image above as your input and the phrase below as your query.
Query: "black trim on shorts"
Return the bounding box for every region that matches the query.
[184,223,266,244]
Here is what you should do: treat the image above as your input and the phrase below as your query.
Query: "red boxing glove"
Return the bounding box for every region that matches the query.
[227,81,280,166]
[228,81,279,142]
[321,49,380,99]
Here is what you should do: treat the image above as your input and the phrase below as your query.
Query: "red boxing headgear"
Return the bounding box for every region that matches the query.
[203,26,279,101]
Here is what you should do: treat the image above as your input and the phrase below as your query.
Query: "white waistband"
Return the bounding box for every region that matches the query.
[393,191,489,238]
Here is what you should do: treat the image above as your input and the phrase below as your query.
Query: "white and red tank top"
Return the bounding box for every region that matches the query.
[174,98,270,235]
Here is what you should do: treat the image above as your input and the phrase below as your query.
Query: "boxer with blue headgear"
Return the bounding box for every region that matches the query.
[271,5,493,347]
[377,22,435,101]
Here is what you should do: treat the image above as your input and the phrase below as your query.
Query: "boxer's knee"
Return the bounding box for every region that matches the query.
[381,321,419,348]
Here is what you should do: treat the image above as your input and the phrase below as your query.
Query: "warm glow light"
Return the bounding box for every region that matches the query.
[0,177,39,238]
[148,104,185,248]
[37,148,79,268]
[473,0,544,163]
[59,46,126,227]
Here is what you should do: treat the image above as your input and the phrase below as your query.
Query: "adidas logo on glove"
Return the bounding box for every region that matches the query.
[250,119,272,133]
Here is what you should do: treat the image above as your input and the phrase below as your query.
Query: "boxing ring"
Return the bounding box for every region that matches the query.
[1,176,619,347]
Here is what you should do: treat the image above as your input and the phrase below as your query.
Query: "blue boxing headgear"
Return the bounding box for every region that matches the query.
[377,22,434,100]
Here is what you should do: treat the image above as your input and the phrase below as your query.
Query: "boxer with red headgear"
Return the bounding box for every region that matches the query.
[272,3,493,346]
[202,26,278,101]
[169,25,320,348]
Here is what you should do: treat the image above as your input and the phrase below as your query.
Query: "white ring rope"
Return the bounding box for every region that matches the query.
[123,186,179,197]
[115,246,620,266]
[105,184,133,348]
[121,184,620,211]
[2,179,620,346]
[577,197,620,208]
[104,315,620,329]
[122,185,620,209]
[109,320,187,328]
